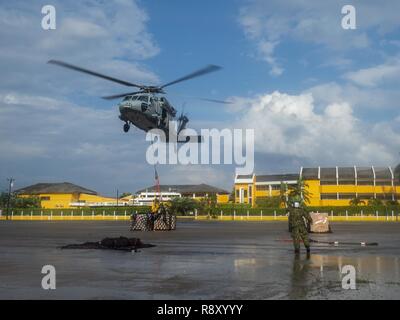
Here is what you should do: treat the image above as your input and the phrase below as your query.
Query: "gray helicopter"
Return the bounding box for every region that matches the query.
[48,60,226,142]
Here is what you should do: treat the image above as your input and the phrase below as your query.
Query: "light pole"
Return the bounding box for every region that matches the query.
[116,189,119,208]
[6,178,15,220]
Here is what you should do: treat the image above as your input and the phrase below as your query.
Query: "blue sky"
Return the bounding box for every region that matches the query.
[1,0,400,195]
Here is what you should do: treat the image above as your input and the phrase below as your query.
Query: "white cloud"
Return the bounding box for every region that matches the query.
[344,58,400,87]
[306,81,400,111]
[257,40,283,76]
[59,18,109,38]
[238,0,400,74]
[0,0,160,97]
[36,0,159,60]
[230,90,398,166]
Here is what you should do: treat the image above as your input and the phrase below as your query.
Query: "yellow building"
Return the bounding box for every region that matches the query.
[234,174,298,207]
[235,166,399,207]
[16,182,119,209]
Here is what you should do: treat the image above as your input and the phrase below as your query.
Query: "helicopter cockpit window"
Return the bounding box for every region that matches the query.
[161,97,170,107]
[138,95,149,102]
[122,96,132,101]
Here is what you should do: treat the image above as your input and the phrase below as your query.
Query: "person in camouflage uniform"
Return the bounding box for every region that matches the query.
[288,198,312,254]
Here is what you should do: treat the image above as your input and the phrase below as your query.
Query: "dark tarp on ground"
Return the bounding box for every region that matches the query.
[61,236,155,251]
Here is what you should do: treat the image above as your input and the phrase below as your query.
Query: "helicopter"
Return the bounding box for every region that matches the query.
[48,60,226,142]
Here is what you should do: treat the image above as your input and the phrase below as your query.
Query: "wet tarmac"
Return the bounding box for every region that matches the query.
[0,220,399,299]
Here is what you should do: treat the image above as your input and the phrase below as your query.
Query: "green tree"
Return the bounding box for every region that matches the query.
[229,188,235,203]
[14,195,41,208]
[367,198,383,206]
[0,193,41,209]
[279,182,289,208]
[349,197,366,207]
[255,196,281,208]
[168,197,197,216]
[287,178,311,207]
[119,192,132,199]
[385,200,399,206]
[0,192,9,207]
[204,194,217,217]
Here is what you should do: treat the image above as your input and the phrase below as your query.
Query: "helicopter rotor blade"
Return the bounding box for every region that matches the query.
[170,93,233,105]
[197,98,233,104]
[101,91,143,100]
[48,60,144,88]
[160,64,222,89]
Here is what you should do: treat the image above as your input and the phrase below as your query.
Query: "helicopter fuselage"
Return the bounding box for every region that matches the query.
[118,93,177,133]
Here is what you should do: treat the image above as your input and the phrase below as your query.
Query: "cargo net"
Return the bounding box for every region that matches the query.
[130,213,176,231]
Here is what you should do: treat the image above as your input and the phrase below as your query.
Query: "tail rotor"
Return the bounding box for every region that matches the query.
[177,102,189,134]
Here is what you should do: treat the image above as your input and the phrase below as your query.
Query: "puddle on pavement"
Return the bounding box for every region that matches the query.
[231,254,400,299]
[309,255,400,284]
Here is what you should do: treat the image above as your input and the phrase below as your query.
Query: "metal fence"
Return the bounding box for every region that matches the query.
[0,207,399,221]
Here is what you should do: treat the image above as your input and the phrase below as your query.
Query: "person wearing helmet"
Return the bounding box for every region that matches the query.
[145,199,160,231]
[288,197,312,255]
[152,199,160,214]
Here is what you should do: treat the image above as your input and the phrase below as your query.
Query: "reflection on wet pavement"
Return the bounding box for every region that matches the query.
[309,255,400,284]
[0,220,399,299]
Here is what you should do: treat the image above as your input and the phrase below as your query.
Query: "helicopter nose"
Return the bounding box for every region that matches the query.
[119,104,128,112]
[119,103,137,113]
[119,102,148,113]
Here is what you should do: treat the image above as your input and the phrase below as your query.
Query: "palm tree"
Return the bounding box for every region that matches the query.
[288,177,311,206]
[349,197,365,207]
[279,182,288,208]
[367,198,383,206]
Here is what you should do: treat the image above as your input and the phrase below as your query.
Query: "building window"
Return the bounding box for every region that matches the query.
[248,185,252,204]
[357,180,374,186]
[338,180,356,185]
[376,194,390,200]
[40,196,50,201]
[375,181,392,186]
[256,185,269,191]
[320,193,338,200]
[357,194,374,200]
[235,190,239,198]
[239,188,245,204]
[338,193,357,200]
[320,180,337,185]
[270,185,282,190]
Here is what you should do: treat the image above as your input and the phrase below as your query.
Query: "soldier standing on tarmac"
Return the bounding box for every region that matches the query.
[288,197,312,255]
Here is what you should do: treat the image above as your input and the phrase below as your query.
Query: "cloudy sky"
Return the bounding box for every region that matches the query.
[1,0,399,196]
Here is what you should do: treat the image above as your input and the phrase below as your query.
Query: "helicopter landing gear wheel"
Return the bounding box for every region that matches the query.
[123,123,130,133]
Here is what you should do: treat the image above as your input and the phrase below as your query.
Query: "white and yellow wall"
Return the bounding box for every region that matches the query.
[19,193,121,209]
[235,166,400,207]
